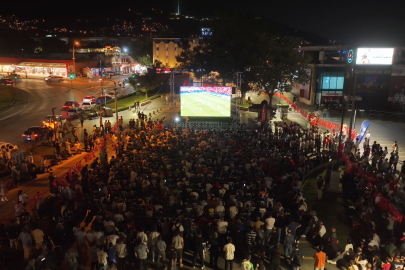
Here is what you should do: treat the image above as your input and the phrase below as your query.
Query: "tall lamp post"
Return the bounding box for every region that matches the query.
[72,42,79,78]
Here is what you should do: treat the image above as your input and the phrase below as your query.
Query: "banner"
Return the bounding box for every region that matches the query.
[358,120,370,143]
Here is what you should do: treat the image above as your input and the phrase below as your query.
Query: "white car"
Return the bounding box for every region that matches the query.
[81,101,95,111]
[45,76,64,82]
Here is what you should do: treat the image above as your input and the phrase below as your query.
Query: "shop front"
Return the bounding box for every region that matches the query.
[16,62,69,77]
[0,58,72,77]
[315,68,345,106]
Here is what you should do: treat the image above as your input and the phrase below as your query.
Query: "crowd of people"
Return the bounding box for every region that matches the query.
[3,107,405,270]
[0,116,340,270]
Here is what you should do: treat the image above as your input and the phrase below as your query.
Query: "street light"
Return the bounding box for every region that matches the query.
[73,41,79,78]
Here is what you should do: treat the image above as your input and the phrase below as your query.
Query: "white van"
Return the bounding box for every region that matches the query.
[81,102,95,111]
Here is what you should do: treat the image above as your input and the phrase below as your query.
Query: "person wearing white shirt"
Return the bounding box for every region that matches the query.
[103,218,115,234]
[113,213,124,224]
[107,233,120,247]
[94,228,105,246]
[265,216,276,237]
[217,217,228,235]
[215,204,225,213]
[136,229,148,244]
[97,248,109,269]
[224,238,235,270]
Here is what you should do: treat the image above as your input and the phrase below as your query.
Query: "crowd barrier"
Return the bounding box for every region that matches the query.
[274,93,356,137]
[338,144,403,223]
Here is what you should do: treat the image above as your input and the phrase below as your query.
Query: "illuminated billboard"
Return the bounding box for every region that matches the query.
[180,86,231,117]
[356,48,394,65]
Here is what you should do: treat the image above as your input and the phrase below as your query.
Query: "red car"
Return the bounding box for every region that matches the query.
[63,101,80,110]
[83,96,96,103]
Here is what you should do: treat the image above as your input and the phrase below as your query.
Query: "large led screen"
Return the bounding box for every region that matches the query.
[180,86,231,117]
[356,48,394,65]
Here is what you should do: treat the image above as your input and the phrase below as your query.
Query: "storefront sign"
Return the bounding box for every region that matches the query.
[392,65,405,76]
[347,49,354,64]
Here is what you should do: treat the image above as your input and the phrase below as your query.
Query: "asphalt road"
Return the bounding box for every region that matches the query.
[0,76,132,148]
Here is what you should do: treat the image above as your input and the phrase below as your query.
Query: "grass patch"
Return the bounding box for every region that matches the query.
[303,168,351,249]
[105,94,161,112]
[0,86,17,111]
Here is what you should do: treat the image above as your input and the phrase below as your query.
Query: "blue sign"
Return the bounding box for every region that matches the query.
[347,49,354,64]
[358,120,370,143]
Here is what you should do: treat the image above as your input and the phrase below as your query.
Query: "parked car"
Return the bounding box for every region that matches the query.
[81,101,95,111]
[83,96,96,103]
[43,115,64,129]
[95,96,112,104]
[63,101,80,110]
[45,76,64,82]
[22,126,45,141]
[0,79,13,85]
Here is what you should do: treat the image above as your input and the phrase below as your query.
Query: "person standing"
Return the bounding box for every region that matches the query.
[19,227,32,261]
[172,231,184,268]
[90,245,100,270]
[116,239,127,270]
[192,230,205,269]
[156,235,167,270]
[224,237,235,270]
[79,114,85,127]
[291,244,304,270]
[97,247,109,270]
[209,233,220,268]
[241,255,254,270]
[269,247,280,270]
[31,225,44,249]
[65,244,79,270]
[265,214,276,237]
[135,239,149,270]
[284,229,295,260]
[7,222,19,250]
[322,108,328,119]
[313,246,326,270]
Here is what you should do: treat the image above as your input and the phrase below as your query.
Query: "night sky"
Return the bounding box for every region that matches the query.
[3,0,405,45]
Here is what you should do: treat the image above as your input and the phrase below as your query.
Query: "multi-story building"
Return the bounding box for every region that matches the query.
[152,37,202,68]
[295,46,405,111]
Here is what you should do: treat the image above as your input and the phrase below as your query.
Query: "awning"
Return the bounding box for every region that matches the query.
[17,62,67,68]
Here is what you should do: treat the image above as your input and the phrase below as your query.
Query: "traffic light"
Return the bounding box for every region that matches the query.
[132,74,136,79]
[69,74,74,79]
[15,76,17,79]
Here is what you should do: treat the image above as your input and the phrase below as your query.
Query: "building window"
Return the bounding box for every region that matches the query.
[193,39,196,44]
[156,47,159,51]
[321,72,344,90]
[175,47,178,51]
[166,56,169,59]
[166,46,168,51]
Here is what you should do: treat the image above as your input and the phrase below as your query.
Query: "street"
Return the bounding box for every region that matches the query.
[0,76,133,148]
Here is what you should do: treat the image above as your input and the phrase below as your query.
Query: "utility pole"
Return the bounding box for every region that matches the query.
[112,81,119,128]
[52,107,57,140]
[347,71,358,147]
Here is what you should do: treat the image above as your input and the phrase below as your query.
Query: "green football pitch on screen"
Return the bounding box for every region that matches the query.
[180,92,231,117]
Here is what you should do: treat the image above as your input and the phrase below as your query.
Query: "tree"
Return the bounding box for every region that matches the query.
[176,11,268,84]
[246,35,312,104]
[176,38,208,82]
[137,56,151,67]
[128,71,160,98]
[153,60,163,68]
[128,38,152,60]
